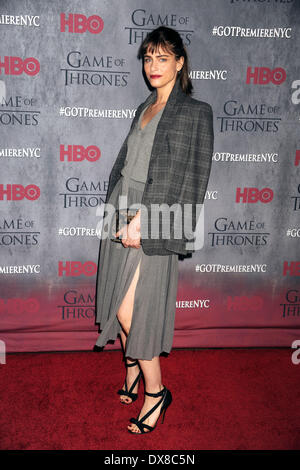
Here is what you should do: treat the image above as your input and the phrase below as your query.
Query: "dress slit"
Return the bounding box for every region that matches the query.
[112,248,143,332]
[117,257,141,324]
[120,258,142,359]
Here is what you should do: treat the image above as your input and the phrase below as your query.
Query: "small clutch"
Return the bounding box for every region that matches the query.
[111,208,139,243]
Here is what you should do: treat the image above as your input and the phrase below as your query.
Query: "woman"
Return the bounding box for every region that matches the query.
[95,26,214,434]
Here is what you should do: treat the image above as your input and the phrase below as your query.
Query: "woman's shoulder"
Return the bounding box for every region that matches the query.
[182,94,213,115]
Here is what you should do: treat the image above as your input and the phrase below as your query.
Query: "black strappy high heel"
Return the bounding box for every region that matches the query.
[128,386,172,434]
[117,360,143,404]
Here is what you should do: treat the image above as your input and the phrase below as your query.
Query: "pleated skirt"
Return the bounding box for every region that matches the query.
[95,175,179,360]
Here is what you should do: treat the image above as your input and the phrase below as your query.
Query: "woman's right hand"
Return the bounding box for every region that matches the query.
[115,210,141,249]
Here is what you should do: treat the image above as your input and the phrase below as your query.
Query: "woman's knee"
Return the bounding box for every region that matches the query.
[117,307,131,334]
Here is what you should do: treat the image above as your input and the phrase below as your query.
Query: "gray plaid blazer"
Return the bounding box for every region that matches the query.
[106,76,214,256]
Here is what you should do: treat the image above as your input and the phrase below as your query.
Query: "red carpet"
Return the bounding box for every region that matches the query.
[0,348,299,450]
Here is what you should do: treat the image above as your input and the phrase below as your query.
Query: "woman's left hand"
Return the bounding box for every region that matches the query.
[115,210,141,249]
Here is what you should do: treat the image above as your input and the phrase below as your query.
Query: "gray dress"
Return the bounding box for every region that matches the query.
[95,105,179,361]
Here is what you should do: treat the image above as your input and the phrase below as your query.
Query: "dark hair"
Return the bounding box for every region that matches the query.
[137,26,193,95]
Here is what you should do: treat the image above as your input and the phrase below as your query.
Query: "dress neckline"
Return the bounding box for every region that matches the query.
[138,105,165,131]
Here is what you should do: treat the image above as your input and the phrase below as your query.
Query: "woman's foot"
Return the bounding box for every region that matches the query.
[119,360,141,404]
[127,384,165,433]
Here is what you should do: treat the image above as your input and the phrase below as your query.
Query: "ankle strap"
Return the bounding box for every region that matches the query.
[145,387,166,398]
[126,360,139,367]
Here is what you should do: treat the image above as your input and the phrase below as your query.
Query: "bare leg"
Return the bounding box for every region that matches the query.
[127,357,165,433]
[117,260,141,404]
[117,259,167,432]
[117,259,141,336]
[118,329,140,404]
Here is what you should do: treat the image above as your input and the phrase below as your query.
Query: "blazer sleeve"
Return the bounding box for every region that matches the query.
[164,103,214,255]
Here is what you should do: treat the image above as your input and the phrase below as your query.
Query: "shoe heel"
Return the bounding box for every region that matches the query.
[161,390,172,424]
[165,389,172,408]
[161,407,167,424]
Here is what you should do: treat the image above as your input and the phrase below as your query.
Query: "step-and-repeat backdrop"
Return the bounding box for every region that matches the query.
[1,0,299,353]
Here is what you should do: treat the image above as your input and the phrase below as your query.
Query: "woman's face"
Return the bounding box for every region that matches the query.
[143,44,184,91]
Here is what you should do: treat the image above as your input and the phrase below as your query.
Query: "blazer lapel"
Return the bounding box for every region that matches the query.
[136,75,183,123]
[110,77,185,185]
[147,76,184,165]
